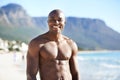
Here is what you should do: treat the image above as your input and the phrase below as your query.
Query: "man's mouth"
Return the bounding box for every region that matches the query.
[53,26,60,28]
[52,26,60,29]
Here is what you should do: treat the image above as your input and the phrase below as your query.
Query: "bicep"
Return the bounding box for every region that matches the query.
[27,51,39,74]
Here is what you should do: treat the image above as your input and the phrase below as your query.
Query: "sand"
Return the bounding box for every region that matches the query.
[0,52,26,80]
[0,51,41,80]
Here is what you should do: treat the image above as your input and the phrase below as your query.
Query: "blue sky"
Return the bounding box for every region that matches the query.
[0,0,120,33]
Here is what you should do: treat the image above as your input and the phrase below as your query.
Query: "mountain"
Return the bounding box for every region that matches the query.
[64,17,120,50]
[0,3,43,43]
[0,3,120,50]
[0,3,34,27]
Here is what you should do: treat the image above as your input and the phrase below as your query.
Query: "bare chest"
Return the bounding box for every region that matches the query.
[40,41,72,60]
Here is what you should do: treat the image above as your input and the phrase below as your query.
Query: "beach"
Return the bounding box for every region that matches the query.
[0,51,26,80]
[0,51,41,80]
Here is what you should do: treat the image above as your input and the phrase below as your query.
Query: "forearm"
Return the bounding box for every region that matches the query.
[27,67,38,80]
[27,74,37,80]
[72,72,79,80]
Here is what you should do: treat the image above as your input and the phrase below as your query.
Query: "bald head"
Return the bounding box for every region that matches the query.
[48,9,65,19]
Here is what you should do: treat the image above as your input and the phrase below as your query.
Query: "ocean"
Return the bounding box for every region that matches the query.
[78,51,120,80]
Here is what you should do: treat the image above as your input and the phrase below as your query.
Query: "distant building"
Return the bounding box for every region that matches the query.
[20,42,28,52]
[0,38,28,52]
[0,38,9,51]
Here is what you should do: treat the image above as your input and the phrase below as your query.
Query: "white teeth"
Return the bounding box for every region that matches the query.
[53,26,59,28]
[54,26,58,27]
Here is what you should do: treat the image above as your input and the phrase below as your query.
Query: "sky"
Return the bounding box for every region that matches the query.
[0,0,120,33]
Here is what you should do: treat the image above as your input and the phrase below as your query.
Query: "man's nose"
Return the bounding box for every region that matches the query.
[55,20,59,25]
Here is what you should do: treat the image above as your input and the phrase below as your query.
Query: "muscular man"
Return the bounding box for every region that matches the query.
[27,9,80,80]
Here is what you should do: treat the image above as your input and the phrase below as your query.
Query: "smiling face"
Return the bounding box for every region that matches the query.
[47,10,66,34]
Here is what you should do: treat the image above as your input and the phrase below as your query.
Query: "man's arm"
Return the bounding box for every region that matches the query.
[27,40,39,80]
[69,41,80,80]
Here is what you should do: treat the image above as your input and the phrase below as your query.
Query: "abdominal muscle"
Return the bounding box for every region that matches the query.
[39,59,72,80]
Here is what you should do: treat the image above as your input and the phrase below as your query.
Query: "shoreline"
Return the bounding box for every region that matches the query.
[78,50,120,54]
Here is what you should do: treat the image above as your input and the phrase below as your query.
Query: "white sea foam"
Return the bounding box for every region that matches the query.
[100,63,120,68]
[78,52,120,80]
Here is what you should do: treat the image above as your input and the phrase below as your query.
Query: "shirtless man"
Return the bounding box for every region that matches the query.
[27,9,80,80]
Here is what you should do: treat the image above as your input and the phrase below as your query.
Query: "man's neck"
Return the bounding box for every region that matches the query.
[47,31,63,42]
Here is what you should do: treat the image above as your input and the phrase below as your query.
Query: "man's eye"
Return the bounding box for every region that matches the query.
[58,20,62,22]
[49,19,63,22]
[49,20,55,22]
[58,19,63,22]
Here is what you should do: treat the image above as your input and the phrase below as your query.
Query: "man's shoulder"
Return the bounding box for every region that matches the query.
[63,35,75,44]
[31,33,47,42]
[30,35,40,44]
[63,35,78,50]
[29,33,46,46]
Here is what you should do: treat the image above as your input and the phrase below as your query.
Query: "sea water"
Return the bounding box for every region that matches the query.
[78,51,120,80]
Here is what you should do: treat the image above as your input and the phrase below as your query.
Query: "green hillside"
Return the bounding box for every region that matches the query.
[0,24,43,43]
